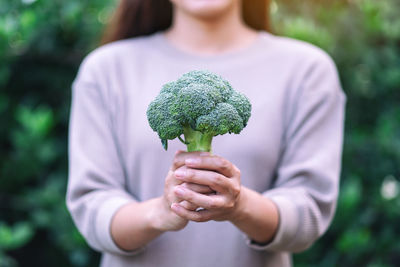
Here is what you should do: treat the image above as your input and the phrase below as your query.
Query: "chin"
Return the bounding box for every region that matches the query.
[171,0,238,19]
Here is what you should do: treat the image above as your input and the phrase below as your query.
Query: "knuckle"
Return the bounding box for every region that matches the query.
[232,184,241,196]
[235,167,241,177]
[225,199,235,209]
[212,174,223,186]
[219,159,230,171]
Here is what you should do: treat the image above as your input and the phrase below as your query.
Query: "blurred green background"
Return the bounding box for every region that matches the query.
[1,0,399,266]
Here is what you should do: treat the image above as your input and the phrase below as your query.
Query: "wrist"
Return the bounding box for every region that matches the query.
[229,186,250,224]
[146,197,168,233]
[229,187,280,244]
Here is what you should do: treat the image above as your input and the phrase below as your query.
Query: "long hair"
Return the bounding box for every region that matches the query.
[101,0,271,45]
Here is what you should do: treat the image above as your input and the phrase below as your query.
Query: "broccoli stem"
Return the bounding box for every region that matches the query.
[183,125,213,152]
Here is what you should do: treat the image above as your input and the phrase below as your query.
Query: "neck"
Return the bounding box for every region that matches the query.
[164,2,258,56]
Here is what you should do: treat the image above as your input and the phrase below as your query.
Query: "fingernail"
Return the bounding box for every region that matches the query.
[175,169,185,178]
[175,187,185,196]
[185,158,200,165]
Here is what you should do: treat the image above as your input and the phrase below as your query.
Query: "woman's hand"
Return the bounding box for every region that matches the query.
[169,153,279,244]
[152,151,214,232]
[170,154,244,222]
[109,151,215,251]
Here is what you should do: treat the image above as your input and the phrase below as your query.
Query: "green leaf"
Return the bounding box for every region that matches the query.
[15,105,54,137]
[0,222,34,251]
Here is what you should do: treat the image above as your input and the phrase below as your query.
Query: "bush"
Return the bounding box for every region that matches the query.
[0,1,112,266]
[272,0,400,266]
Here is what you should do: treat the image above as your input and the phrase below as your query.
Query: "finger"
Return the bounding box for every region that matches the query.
[171,203,216,222]
[182,182,215,194]
[174,186,225,209]
[185,155,239,178]
[175,167,231,193]
[179,200,198,211]
[172,151,211,171]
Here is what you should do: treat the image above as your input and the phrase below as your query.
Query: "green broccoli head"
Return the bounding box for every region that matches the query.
[146,70,251,152]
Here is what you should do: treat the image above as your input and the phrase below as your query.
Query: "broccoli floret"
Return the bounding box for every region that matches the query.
[146,70,252,152]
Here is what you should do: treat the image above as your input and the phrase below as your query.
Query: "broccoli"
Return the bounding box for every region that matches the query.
[146,70,251,152]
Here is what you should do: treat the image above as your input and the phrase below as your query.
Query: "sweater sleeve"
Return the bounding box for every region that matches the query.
[66,55,140,255]
[246,53,346,252]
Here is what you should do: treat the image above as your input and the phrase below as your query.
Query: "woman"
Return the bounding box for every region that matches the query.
[67,0,346,266]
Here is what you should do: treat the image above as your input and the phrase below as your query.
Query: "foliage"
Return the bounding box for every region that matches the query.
[272,0,400,266]
[0,0,399,266]
[0,0,113,266]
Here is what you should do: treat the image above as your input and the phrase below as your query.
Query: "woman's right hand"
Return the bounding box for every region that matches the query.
[151,151,214,232]
[110,151,215,251]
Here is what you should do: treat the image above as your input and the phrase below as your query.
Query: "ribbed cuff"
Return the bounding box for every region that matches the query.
[95,197,145,255]
[244,194,298,251]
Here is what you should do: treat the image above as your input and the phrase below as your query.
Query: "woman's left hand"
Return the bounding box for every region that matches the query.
[171,153,243,222]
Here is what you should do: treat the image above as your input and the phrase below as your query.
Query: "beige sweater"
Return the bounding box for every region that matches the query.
[67,31,346,267]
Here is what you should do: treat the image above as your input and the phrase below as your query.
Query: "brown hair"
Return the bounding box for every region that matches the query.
[101,0,271,45]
